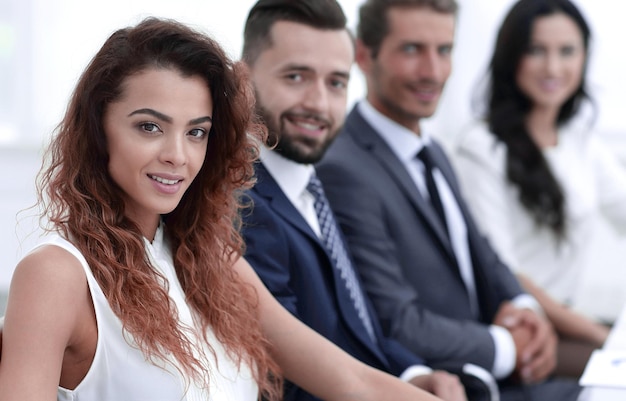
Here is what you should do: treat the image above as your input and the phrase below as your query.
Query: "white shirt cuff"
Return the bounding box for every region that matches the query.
[489,324,516,379]
[511,294,544,316]
[399,364,433,382]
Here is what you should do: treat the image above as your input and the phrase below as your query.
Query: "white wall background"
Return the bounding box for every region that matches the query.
[1,0,625,319]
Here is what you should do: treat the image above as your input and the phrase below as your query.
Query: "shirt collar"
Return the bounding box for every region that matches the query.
[260,146,315,202]
[144,221,167,262]
[357,100,432,161]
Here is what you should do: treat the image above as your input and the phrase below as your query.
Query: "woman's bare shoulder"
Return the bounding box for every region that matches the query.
[0,245,93,398]
[7,243,89,327]
[14,243,87,287]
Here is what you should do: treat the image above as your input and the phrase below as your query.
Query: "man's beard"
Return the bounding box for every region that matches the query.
[274,128,337,164]
[258,106,340,165]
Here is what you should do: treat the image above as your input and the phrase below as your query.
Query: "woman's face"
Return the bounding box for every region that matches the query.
[103,67,213,236]
[516,13,586,113]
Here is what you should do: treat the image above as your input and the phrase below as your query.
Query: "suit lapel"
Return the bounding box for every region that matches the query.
[253,162,387,357]
[253,163,319,242]
[345,109,457,261]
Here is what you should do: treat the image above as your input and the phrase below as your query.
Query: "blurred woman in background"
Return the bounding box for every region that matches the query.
[453,0,623,378]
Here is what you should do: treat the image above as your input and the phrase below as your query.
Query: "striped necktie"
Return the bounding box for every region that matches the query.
[307,174,377,342]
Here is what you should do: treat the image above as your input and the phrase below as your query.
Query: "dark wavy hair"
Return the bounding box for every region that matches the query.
[37,17,281,399]
[484,0,592,238]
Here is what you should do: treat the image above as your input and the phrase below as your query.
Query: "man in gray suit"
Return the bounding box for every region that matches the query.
[316,0,581,400]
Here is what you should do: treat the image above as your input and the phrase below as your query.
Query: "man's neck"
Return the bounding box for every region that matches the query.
[366,96,422,136]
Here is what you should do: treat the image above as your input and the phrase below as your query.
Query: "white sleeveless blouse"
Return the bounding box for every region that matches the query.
[40,227,258,400]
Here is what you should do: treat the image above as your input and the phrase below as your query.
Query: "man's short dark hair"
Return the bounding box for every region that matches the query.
[242,0,348,64]
[358,0,458,58]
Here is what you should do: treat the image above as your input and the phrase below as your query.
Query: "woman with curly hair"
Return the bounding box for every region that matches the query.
[0,17,443,401]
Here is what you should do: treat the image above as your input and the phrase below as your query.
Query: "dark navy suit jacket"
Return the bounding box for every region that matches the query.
[242,162,424,401]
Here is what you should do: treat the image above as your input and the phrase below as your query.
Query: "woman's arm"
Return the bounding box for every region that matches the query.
[233,256,443,401]
[0,245,90,401]
[517,274,609,346]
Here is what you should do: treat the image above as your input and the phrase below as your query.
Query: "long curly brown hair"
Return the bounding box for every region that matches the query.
[36,17,281,400]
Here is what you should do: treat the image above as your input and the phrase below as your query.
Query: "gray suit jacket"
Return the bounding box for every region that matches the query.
[316,105,525,371]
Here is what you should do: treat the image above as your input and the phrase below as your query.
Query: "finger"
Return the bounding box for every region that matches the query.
[454,384,468,401]
[449,377,466,401]
[520,335,543,365]
[523,331,553,369]
[522,334,557,383]
[432,381,465,401]
[521,318,552,363]
[495,307,526,328]
[501,314,520,328]
[523,353,556,384]
[513,309,543,330]
[432,387,453,401]
[493,301,516,325]
[431,373,466,401]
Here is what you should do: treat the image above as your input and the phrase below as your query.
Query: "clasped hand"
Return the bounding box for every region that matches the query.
[409,371,467,401]
[494,302,557,384]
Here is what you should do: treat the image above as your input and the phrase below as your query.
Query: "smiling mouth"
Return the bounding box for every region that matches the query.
[539,79,561,91]
[284,112,331,133]
[149,175,181,185]
[293,120,324,130]
[410,84,439,95]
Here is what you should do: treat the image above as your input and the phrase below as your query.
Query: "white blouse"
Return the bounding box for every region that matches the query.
[38,226,258,400]
[453,121,626,305]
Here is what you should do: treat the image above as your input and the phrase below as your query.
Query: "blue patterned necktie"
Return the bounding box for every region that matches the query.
[307,174,377,342]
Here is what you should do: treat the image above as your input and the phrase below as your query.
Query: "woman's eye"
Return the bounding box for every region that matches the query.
[189,128,208,139]
[140,122,161,133]
[560,46,576,57]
